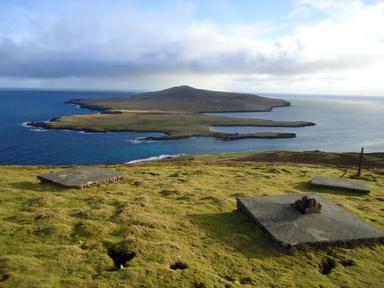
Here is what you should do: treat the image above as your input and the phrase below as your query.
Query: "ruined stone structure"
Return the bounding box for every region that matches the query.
[291,196,322,214]
[237,194,384,247]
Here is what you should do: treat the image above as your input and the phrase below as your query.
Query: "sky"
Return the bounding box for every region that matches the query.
[0,0,384,95]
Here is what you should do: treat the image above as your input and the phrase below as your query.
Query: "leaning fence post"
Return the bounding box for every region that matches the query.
[357,147,364,177]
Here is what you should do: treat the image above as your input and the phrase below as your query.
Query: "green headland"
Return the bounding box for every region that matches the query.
[1,151,384,287]
[30,86,315,140]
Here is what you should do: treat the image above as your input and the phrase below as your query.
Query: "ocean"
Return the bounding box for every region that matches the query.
[0,90,383,165]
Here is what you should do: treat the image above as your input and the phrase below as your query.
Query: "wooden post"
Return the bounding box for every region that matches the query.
[357,147,364,177]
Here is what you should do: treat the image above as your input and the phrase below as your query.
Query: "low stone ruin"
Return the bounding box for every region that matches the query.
[37,167,123,188]
[311,176,370,193]
[237,194,384,247]
[291,196,322,214]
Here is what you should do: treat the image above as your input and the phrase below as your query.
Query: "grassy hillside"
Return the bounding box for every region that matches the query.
[1,152,384,287]
[31,112,313,140]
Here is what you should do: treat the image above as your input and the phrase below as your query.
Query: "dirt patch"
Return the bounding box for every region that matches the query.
[107,247,136,270]
[320,257,336,275]
[0,274,10,282]
[170,261,188,270]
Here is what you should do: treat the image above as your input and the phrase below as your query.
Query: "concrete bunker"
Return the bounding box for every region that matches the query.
[311,176,370,194]
[237,194,384,247]
[37,167,123,188]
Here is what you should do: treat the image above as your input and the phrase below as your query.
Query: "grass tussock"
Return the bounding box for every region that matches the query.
[0,152,384,287]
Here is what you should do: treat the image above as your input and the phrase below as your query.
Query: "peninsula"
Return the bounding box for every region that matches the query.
[30,86,315,140]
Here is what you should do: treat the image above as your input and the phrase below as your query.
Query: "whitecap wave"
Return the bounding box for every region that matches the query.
[21,121,47,132]
[127,137,144,144]
[126,154,184,164]
[21,121,32,128]
[127,137,157,144]
[69,104,82,109]
[78,130,98,134]
[127,137,155,144]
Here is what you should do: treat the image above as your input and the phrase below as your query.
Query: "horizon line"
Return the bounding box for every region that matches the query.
[0,86,383,98]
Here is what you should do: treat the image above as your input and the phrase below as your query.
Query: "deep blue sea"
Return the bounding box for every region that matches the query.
[1,90,383,165]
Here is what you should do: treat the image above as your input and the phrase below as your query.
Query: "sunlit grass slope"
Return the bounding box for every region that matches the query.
[1,153,384,287]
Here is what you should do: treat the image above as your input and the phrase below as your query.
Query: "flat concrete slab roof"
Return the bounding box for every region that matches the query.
[38,167,123,188]
[237,194,384,247]
[311,176,370,193]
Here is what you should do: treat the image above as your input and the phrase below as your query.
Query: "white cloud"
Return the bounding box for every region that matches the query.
[175,0,384,94]
[0,0,384,95]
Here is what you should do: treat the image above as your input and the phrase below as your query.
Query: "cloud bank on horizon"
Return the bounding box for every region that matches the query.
[0,0,384,95]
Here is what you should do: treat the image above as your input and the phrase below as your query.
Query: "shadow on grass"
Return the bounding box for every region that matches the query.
[11,181,66,192]
[189,210,283,259]
[295,181,367,197]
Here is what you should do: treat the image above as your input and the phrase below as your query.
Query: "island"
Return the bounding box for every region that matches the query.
[29,86,315,140]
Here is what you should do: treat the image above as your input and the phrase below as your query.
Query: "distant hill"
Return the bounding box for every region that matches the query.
[69,85,289,113]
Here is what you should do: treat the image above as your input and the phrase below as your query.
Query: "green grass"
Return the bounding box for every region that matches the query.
[34,112,311,140]
[1,153,384,287]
